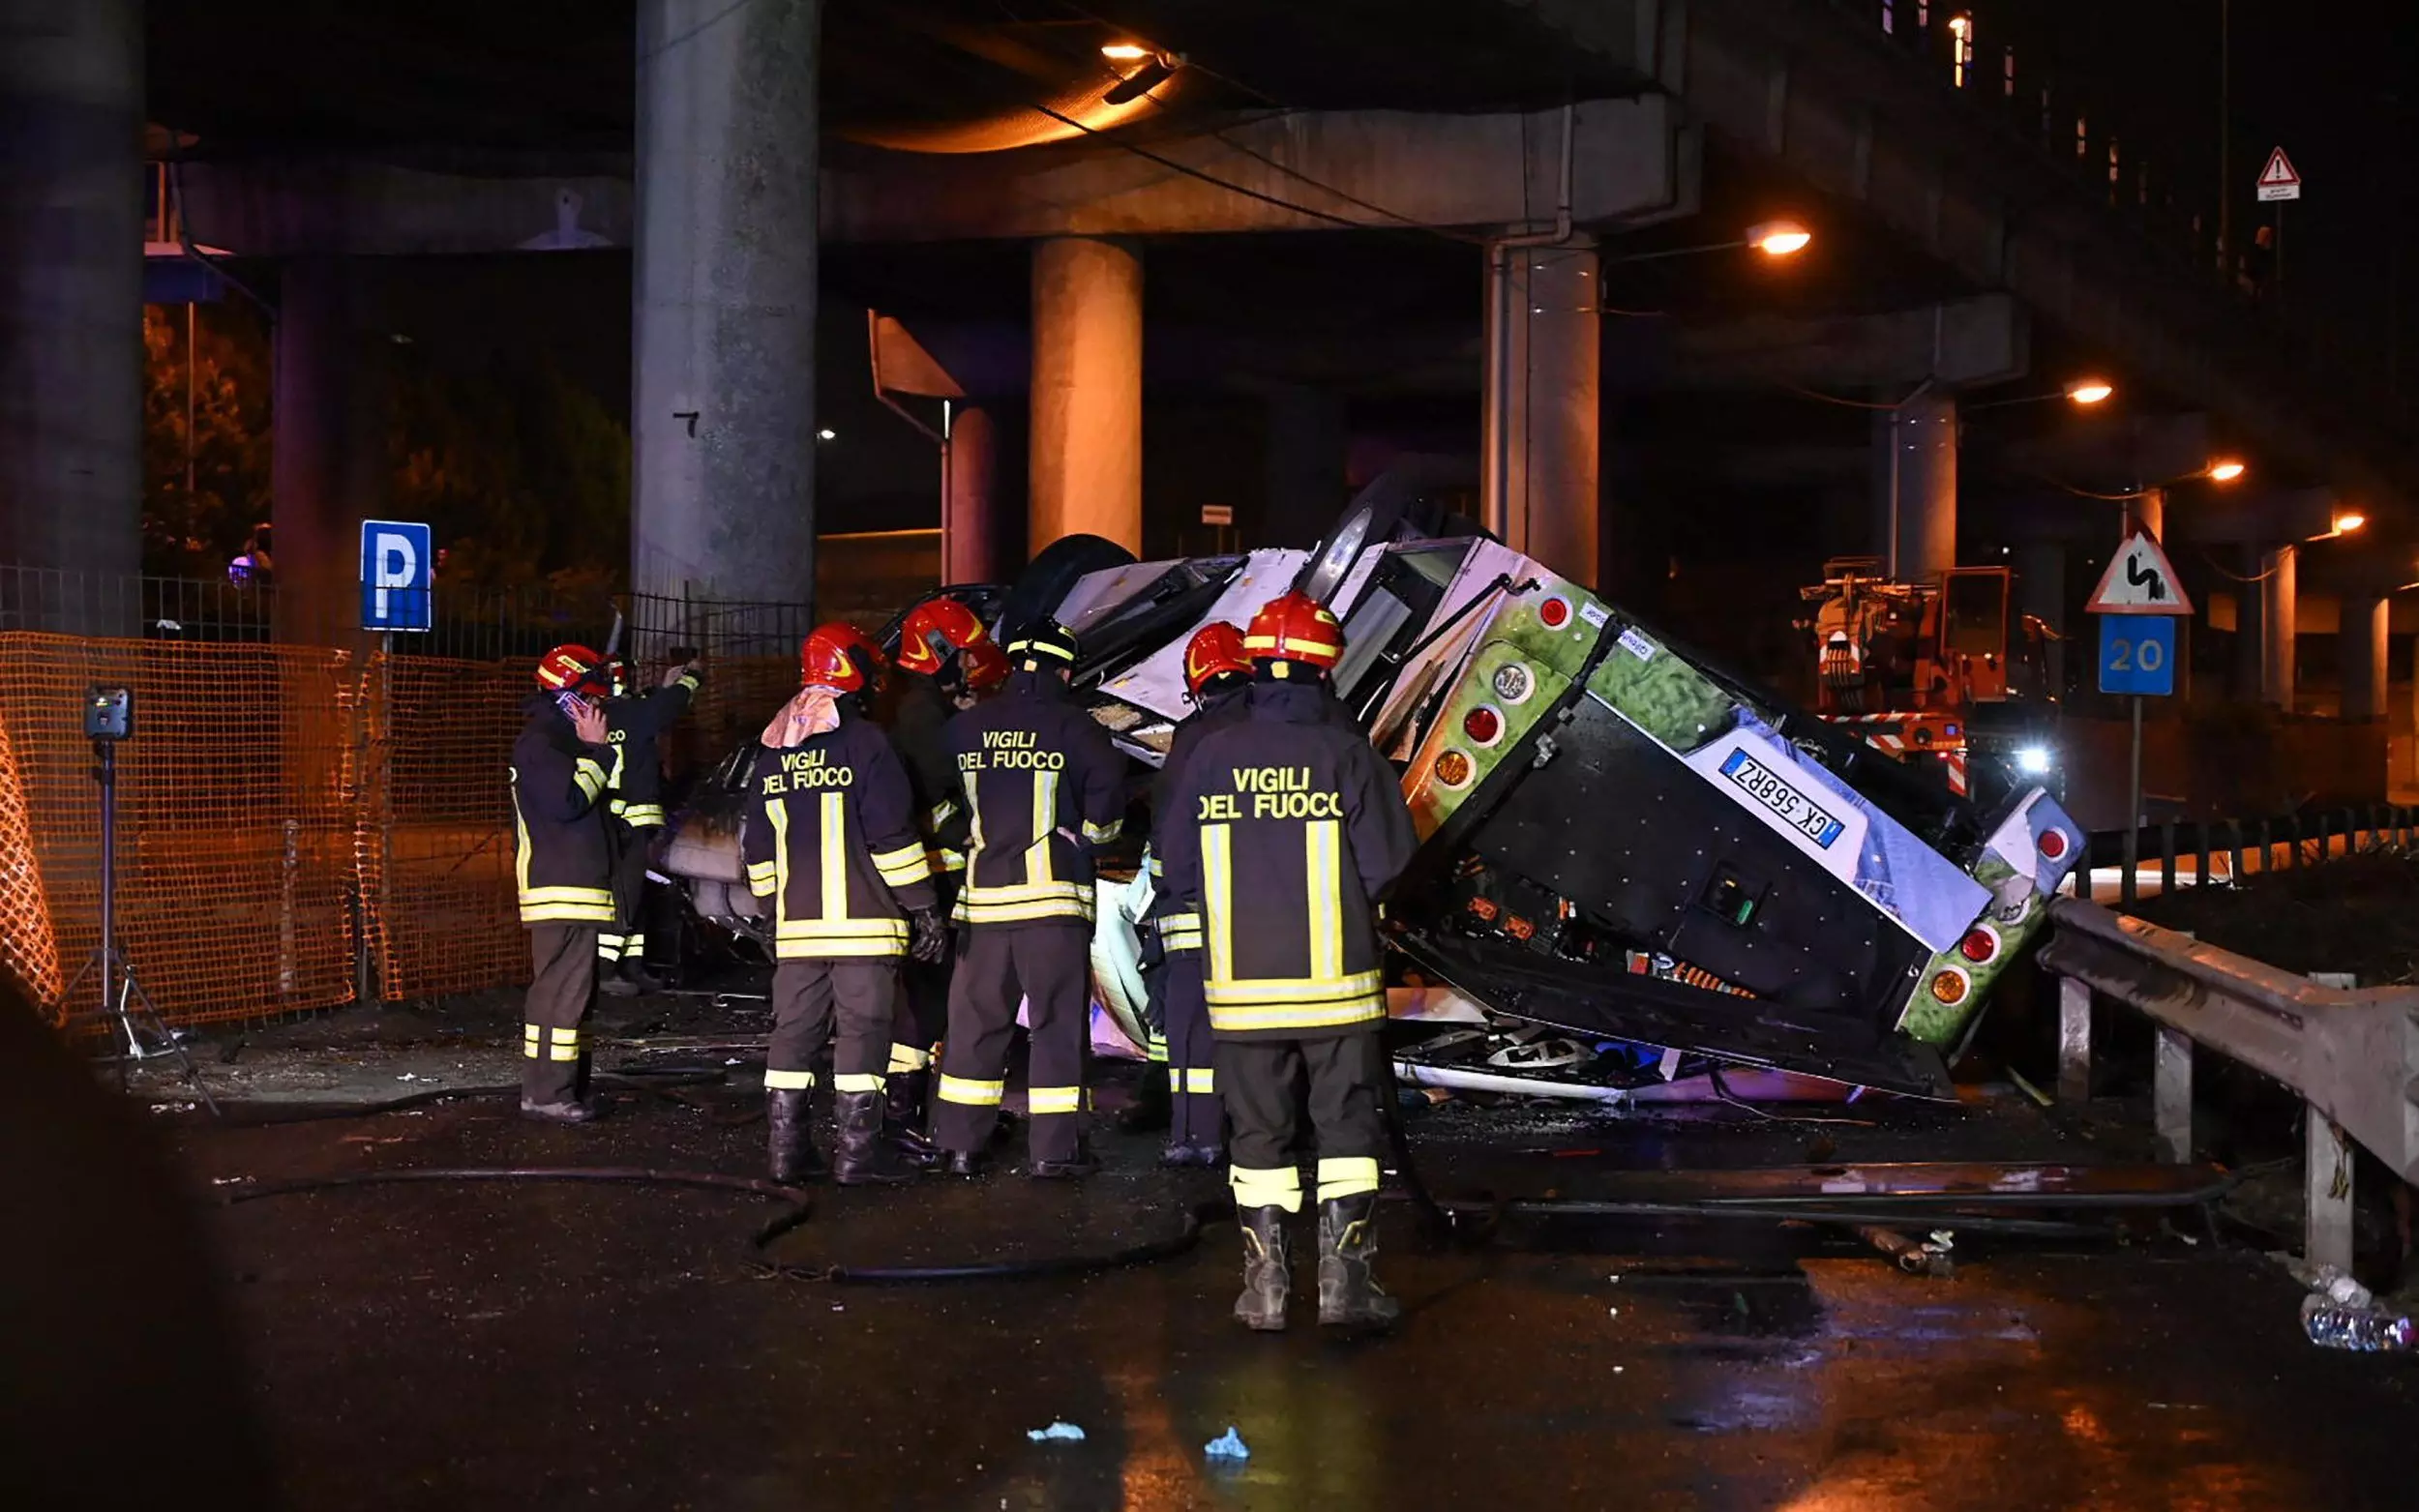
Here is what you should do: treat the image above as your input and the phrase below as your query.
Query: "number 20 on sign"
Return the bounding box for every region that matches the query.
[2099,615,2176,697]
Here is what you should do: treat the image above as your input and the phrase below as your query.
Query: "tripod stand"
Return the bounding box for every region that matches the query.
[61,738,217,1113]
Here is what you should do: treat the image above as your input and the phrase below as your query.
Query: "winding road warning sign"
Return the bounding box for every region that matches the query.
[2088,530,2194,616]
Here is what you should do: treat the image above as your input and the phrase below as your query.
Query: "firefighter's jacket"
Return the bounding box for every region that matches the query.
[889,673,971,879]
[742,706,938,960]
[510,693,617,926]
[1159,679,1419,1038]
[602,669,699,828]
[1146,681,1251,958]
[941,668,1126,927]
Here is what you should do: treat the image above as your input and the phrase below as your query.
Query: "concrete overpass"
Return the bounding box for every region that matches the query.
[3,0,2408,717]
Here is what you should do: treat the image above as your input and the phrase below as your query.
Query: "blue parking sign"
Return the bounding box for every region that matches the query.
[360,519,433,633]
[2098,614,2175,697]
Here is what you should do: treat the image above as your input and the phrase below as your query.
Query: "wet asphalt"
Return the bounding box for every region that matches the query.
[164,1071,2419,1512]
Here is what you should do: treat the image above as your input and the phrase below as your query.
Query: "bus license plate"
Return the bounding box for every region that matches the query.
[1718,749,1846,849]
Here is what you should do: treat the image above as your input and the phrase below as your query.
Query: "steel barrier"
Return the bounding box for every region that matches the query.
[2037,897,2419,1272]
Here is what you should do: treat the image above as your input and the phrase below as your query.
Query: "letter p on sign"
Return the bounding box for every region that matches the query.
[360,519,434,633]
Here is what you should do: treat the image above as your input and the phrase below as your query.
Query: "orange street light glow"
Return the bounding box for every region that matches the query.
[1100,43,1151,60]
[1747,220,1812,256]
[2335,512,2368,534]
[2207,460,2247,482]
[2066,378,2115,405]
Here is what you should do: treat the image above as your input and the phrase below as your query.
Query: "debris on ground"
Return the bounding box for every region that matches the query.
[1204,1427,1250,1461]
[1026,1422,1087,1443]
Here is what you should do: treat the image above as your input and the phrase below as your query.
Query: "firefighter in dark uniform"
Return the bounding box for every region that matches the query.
[596,652,701,993]
[1160,592,1420,1330]
[1145,622,1255,1166]
[880,597,1003,1155]
[511,643,621,1123]
[932,619,1126,1179]
[742,626,949,1184]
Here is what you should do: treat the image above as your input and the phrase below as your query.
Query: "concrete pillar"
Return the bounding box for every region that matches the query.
[2016,540,2067,697]
[2344,594,2389,721]
[1482,237,1600,587]
[0,0,143,632]
[2232,544,2265,702]
[1030,237,1143,556]
[942,403,1003,584]
[271,258,389,648]
[2261,544,2298,710]
[1876,389,1957,581]
[633,0,821,604]
[1264,383,1347,548]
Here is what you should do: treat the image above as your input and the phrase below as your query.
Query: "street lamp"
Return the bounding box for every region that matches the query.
[2065,377,2115,405]
[1605,219,1815,264]
[2207,458,2248,482]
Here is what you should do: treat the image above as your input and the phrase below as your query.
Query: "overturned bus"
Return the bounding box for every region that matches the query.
[664,480,2084,1102]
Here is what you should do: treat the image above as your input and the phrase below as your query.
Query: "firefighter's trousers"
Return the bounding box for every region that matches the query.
[1160,947,1223,1147]
[598,820,654,964]
[885,875,954,1081]
[1217,1030,1389,1214]
[935,921,1090,1163]
[766,959,899,1096]
[523,923,599,1106]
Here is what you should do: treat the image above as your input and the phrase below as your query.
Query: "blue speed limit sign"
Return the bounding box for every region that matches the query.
[2098,614,2176,697]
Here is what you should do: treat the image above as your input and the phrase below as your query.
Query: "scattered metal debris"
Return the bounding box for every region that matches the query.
[1853,1225,1956,1278]
[1027,1422,1086,1443]
[1204,1427,1249,1461]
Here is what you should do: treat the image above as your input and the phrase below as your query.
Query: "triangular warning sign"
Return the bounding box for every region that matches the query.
[2088,530,2195,616]
[2258,147,2300,189]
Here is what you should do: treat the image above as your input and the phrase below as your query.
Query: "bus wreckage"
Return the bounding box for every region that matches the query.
[664,480,2084,1103]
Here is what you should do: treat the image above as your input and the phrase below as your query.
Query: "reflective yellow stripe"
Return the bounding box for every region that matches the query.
[521,885,615,906]
[1231,1164,1303,1213]
[1305,818,1342,981]
[521,898,616,923]
[933,847,967,873]
[619,804,668,827]
[550,1025,582,1062]
[1317,1155,1381,1200]
[872,841,927,873]
[763,1067,817,1090]
[1146,1033,1169,1064]
[1243,634,1340,659]
[952,891,1096,925]
[1206,996,1387,1033]
[1082,816,1122,845]
[821,790,849,922]
[929,799,958,830]
[1203,822,1234,981]
[677,672,700,693]
[1162,908,1203,953]
[1206,969,1385,1005]
[775,919,910,940]
[1028,1085,1084,1115]
[606,743,626,792]
[767,799,792,923]
[833,1072,885,1094]
[874,843,932,888]
[888,1044,934,1074]
[938,1074,1004,1107]
[1180,1068,1218,1095]
[523,1024,543,1058]
[1028,770,1059,886]
[575,757,607,800]
[747,859,777,897]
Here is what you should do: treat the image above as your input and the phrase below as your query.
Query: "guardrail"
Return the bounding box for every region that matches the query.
[2035,897,2419,1272]
[2080,806,2415,904]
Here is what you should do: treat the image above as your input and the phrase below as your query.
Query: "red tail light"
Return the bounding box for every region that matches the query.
[1463,706,1503,746]
[2039,828,2070,860]
[1538,596,1571,629]
[1959,926,2000,964]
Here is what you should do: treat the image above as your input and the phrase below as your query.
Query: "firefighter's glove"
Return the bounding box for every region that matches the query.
[909,908,949,964]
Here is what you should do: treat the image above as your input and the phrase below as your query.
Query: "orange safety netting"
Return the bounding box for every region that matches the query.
[0,634,360,1027]
[359,654,530,1002]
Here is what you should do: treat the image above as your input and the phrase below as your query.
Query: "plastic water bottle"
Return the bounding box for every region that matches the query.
[2300,1293,2417,1352]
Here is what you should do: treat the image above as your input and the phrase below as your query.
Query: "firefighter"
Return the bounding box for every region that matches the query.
[1159,592,1419,1330]
[511,644,621,1123]
[742,625,950,1184]
[933,618,1126,1179]
[597,651,702,993]
[880,596,1002,1158]
[1145,621,1256,1166]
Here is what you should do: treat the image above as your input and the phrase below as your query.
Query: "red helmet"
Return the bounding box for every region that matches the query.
[536,643,606,692]
[799,623,871,694]
[957,637,1009,694]
[1244,592,1344,671]
[823,622,887,693]
[1183,621,1251,697]
[896,597,991,677]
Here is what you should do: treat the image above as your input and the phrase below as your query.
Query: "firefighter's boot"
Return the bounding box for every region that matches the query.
[1315,1194,1400,1330]
[1117,1062,1172,1133]
[766,1087,825,1185]
[1234,1204,1292,1332]
[883,1069,941,1168]
[833,1090,916,1186]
